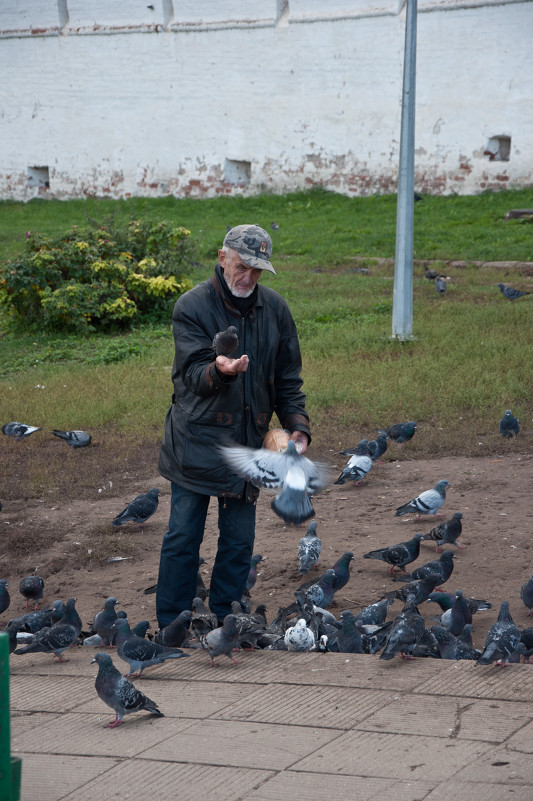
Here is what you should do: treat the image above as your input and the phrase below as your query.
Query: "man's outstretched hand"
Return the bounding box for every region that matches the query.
[216,354,249,375]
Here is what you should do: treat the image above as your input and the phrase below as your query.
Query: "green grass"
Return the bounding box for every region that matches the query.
[1,188,532,496]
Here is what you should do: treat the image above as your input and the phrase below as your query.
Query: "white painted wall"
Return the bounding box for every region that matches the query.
[0,0,532,200]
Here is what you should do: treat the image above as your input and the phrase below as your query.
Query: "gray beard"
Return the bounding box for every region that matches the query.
[226,282,255,298]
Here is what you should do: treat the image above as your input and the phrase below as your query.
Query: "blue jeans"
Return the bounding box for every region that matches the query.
[156,482,257,627]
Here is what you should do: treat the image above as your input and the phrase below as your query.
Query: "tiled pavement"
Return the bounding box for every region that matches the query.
[10,648,533,800]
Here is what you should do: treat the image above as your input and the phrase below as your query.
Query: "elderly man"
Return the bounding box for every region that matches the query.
[156,224,311,627]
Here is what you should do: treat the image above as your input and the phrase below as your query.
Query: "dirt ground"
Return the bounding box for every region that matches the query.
[2,439,532,652]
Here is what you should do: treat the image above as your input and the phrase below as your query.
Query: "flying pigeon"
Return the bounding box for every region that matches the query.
[19,575,45,609]
[111,488,160,526]
[0,580,10,617]
[435,276,447,295]
[220,441,328,525]
[156,610,193,648]
[394,479,449,518]
[476,601,521,666]
[336,611,364,654]
[334,440,372,486]
[363,533,424,574]
[430,625,480,661]
[497,283,530,301]
[379,597,426,660]
[520,572,533,615]
[378,421,417,443]
[114,618,188,677]
[212,325,239,357]
[2,422,42,439]
[246,554,264,592]
[298,520,321,574]
[14,597,81,661]
[499,410,520,438]
[366,434,388,462]
[92,652,164,728]
[422,513,464,552]
[394,549,456,585]
[52,429,92,448]
[92,597,119,646]
[284,618,316,652]
[199,614,241,666]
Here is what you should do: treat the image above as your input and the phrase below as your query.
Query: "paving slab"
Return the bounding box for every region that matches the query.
[423,780,533,800]
[453,744,533,785]
[292,729,491,780]
[414,661,532,700]
[245,771,435,800]
[505,719,533,753]
[17,753,118,801]
[356,693,533,742]
[212,682,394,729]
[138,717,342,770]
[60,760,274,801]
[11,675,94,713]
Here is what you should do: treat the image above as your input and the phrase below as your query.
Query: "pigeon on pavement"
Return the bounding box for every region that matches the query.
[378,421,417,444]
[334,440,372,486]
[476,601,521,666]
[379,597,426,660]
[52,429,92,448]
[284,618,316,651]
[520,572,533,615]
[92,652,164,728]
[499,409,520,438]
[394,549,456,585]
[2,422,42,439]
[431,625,480,660]
[92,597,119,646]
[7,606,58,634]
[422,513,464,551]
[111,488,160,526]
[497,283,530,301]
[199,614,241,666]
[363,533,424,574]
[0,580,10,616]
[114,618,188,677]
[336,610,364,654]
[298,520,321,574]
[212,326,239,357]
[19,575,45,609]
[220,440,328,525]
[156,610,193,648]
[366,434,388,462]
[14,598,81,661]
[395,480,449,518]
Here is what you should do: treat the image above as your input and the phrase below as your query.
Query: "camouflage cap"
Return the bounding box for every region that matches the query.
[223,224,275,274]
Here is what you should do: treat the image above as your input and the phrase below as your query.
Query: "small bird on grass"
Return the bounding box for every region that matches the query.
[92,653,164,728]
[363,533,424,575]
[212,326,239,357]
[497,283,530,301]
[499,409,520,438]
[19,575,45,610]
[435,276,447,295]
[395,480,449,519]
[111,488,160,526]
[298,520,321,575]
[52,429,92,448]
[422,513,464,551]
[2,422,41,439]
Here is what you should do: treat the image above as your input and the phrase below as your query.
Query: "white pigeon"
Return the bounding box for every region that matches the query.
[220,441,328,525]
[284,618,316,651]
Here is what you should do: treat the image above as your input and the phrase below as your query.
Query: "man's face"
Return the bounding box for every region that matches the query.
[219,248,262,298]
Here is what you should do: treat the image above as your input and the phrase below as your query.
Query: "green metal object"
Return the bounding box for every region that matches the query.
[0,632,21,801]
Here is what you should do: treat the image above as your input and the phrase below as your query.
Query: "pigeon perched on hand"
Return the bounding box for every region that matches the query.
[220,441,328,525]
[497,283,530,301]
[499,409,520,438]
[378,421,417,444]
[298,520,321,575]
[520,572,533,616]
[111,488,160,526]
[394,549,456,585]
[395,479,449,518]
[422,512,464,551]
[212,326,239,358]
[19,575,45,610]
[363,533,424,575]
[476,601,521,666]
[2,422,42,439]
[52,429,92,448]
[92,652,164,728]
[334,440,372,486]
[284,618,316,652]
[114,618,188,677]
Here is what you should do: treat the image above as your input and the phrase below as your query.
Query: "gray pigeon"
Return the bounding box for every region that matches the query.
[199,614,241,666]
[428,591,491,619]
[383,574,443,606]
[379,597,426,660]
[92,597,119,646]
[156,610,192,648]
[284,618,316,651]
[7,606,57,634]
[378,421,417,444]
[114,618,188,677]
[367,434,388,462]
[246,554,264,592]
[298,520,321,574]
[363,533,424,574]
[476,602,521,666]
[422,513,464,552]
[212,325,239,357]
[497,283,530,301]
[437,589,472,636]
[435,275,447,295]
[191,596,218,637]
[14,597,81,661]
[395,549,456,585]
[499,409,520,438]
[520,572,533,615]
[220,441,328,525]
[52,429,92,448]
[0,580,10,616]
[354,597,394,627]
[111,488,160,526]
[430,625,480,660]
[336,611,364,654]
[19,575,45,609]
[334,440,372,486]
[395,479,449,518]
[2,422,41,439]
[131,620,151,639]
[301,568,337,608]
[92,652,164,728]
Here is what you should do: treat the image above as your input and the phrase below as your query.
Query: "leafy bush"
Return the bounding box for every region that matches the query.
[0,218,194,331]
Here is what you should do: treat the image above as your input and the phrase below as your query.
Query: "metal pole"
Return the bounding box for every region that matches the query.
[392,0,417,340]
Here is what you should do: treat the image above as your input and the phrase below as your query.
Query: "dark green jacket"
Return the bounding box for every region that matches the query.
[158,266,311,498]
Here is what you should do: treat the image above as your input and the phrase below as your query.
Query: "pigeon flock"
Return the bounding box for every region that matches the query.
[2,411,530,729]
